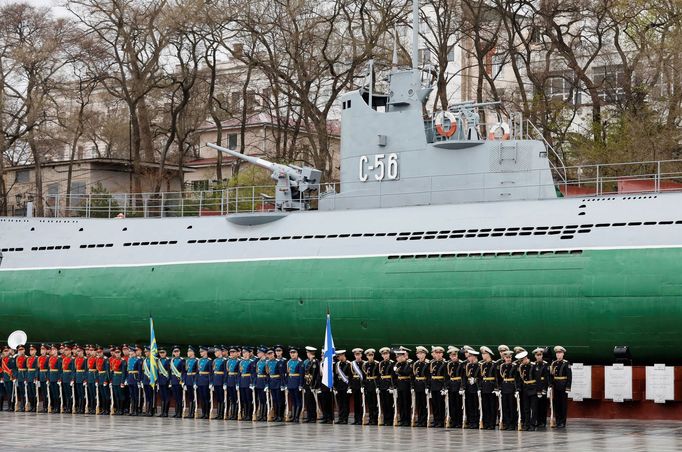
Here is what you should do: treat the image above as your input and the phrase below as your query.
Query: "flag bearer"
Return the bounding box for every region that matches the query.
[157,348,171,418]
[334,350,351,424]
[142,346,157,416]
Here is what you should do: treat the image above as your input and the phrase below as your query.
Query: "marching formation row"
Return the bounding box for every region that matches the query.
[0,342,572,430]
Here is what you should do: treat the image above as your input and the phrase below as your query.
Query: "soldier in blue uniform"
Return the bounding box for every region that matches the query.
[169,346,185,418]
[225,346,240,420]
[184,346,198,418]
[197,346,212,419]
[302,346,320,423]
[238,346,256,421]
[254,346,269,421]
[267,347,286,422]
[157,347,171,417]
[142,346,156,416]
[286,347,304,422]
[126,344,142,416]
[85,345,98,414]
[211,345,226,419]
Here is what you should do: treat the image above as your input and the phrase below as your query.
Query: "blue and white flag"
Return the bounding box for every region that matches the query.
[321,313,335,389]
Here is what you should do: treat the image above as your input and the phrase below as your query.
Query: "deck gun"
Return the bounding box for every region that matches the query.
[208,143,322,211]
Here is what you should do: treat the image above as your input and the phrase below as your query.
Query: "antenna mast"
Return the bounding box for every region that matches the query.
[411,0,419,70]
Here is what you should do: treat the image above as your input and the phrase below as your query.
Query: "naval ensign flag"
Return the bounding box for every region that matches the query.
[321,313,335,389]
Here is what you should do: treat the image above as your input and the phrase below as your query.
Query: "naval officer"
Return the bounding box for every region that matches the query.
[550,346,571,428]
[286,347,304,422]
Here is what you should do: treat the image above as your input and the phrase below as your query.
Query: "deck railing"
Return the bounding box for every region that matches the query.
[29,158,682,219]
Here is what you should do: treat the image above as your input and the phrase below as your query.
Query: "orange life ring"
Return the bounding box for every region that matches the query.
[488,122,511,140]
[435,111,457,138]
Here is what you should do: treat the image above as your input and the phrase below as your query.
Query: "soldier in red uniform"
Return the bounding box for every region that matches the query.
[26,345,39,412]
[15,345,28,411]
[37,344,49,412]
[73,346,87,414]
[47,344,62,413]
[96,345,111,415]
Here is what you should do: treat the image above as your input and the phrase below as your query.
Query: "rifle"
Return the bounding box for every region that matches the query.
[142,384,147,414]
[392,389,398,426]
[426,390,431,426]
[84,383,88,414]
[266,388,273,421]
[95,383,100,414]
[13,380,18,411]
[58,381,64,413]
[549,387,556,427]
[361,388,367,425]
[284,388,289,421]
[47,381,52,412]
[109,383,114,415]
[210,386,214,420]
[497,391,503,429]
[182,384,187,417]
[444,390,450,428]
[251,386,256,420]
[312,389,321,419]
[223,386,228,419]
[237,386,242,420]
[477,390,483,429]
[35,380,40,408]
[461,392,467,425]
[516,392,522,431]
[410,390,416,426]
[193,385,199,419]
[376,388,382,425]
[71,382,76,414]
[24,381,30,411]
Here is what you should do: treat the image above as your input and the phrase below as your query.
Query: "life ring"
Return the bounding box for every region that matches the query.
[488,122,511,140]
[435,111,457,138]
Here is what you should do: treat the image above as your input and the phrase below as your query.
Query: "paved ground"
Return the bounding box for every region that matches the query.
[1,413,681,451]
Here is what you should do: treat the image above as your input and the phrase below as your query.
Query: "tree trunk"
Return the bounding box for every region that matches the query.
[28,132,44,217]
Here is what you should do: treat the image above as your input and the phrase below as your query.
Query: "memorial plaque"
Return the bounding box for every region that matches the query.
[604,364,632,402]
[645,364,674,404]
[568,363,591,401]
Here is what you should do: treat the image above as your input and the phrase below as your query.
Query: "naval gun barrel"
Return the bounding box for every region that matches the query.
[449,100,501,110]
[208,143,286,177]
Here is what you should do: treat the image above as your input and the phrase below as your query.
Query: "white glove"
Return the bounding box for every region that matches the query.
[411,388,414,394]
[440,389,447,396]
[70,381,74,386]
[425,389,430,396]
[249,385,254,390]
[477,390,481,395]
[193,384,198,389]
[537,393,542,398]
[210,384,214,389]
[347,388,352,394]
[169,384,172,389]
[459,390,464,396]
[83,382,87,387]
[360,387,364,394]
[138,382,143,388]
[265,387,269,392]
[280,387,285,392]
[515,391,519,398]
[95,382,99,387]
[494,390,501,396]
[223,385,227,390]
[124,381,128,386]
[393,366,398,373]
[333,389,338,395]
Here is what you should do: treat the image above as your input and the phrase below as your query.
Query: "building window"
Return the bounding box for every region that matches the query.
[245,90,259,112]
[546,70,581,104]
[15,169,30,183]
[228,134,238,150]
[418,48,431,66]
[593,64,625,103]
[447,45,456,62]
[70,181,86,196]
[192,180,209,191]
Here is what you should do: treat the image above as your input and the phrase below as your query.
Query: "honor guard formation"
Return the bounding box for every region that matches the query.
[0,342,571,430]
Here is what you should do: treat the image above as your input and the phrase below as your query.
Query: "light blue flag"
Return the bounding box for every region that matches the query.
[321,313,335,389]
[149,317,159,388]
